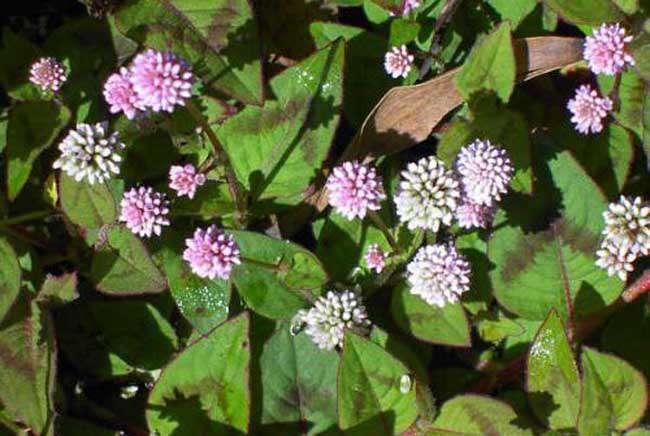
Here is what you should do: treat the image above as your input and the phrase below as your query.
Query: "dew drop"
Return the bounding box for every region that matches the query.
[399,374,412,394]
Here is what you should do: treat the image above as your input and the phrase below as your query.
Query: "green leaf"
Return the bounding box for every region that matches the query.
[541,0,624,25]
[477,311,525,343]
[389,19,420,46]
[37,272,78,308]
[89,300,178,370]
[6,101,70,201]
[231,230,327,319]
[338,331,417,434]
[0,238,20,322]
[486,0,538,29]
[59,174,117,230]
[455,22,516,103]
[489,142,623,321]
[644,87,650,167]
[391,284,471,347]
[147,313,250,434]
[578,347,647,433]
[163,250,231,335]
[601,298,650,377]
[114,0,263,105]
[218,40,344,208]
[91,226,166,295]
[527,310,580,430]
[599,71,644,138]
[431,395,532,435]
[0,29,41,100]
[0,300,56,434]
[259,327,339,434]
[612,0,639,13]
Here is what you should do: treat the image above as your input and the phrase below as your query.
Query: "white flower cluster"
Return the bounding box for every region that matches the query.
[53,122,125,184]
[297,290,370,350]
[596,196,649,281]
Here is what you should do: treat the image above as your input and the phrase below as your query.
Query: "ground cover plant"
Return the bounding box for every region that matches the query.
[0,0,649,434]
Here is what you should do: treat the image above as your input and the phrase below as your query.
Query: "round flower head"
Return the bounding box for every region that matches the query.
[455,139,513,207]
[364,243,387,273]
[567,84,613,135]
[384,45,414,79]
[407,242,471,307]
[29,57,67,93]
[395,156,461,232]
[402,0,421,15]
[455,199,495,229]
[326,161,386,220]
[183,225,241,280]
[53,122,125,184]
[169,164,207,199]
[103,67,142,120]
[602,196,650,255]
[119,186,170,238]
[297,290,370,350]
[129,49,194,113]
[596,237,640,281]
[584,23,634,76]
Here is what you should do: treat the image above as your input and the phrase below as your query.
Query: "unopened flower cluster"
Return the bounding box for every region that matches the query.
[596,196,649,281]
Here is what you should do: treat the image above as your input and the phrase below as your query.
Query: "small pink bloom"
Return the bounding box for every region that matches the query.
[103,67,142,119]
[129,49,194,113]
[183,225,241,280]
[567,84,613,134]
[326,161,386,220]
[169,164,206,199]
[455,200,495,229]
[119,186,170,238]
[402,0,421,15]
[364,244,387,273]
[29,57,67,92]
[384,45,414,79]
[584,23,634,76]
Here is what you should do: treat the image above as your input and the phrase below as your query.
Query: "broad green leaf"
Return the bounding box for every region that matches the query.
[389,19,420,46]
[6,101,70,201]
[89,300,178,370]
[91,226,166,295]
[578,347,647,433]
[338,331,417,434]
[627,429,650,436]
[260,327,339,434]
[309,23,392,128]
[0,29,41,100]
[163,251,231,334]
[37,272,78,308]
[527,310,580,430]
[431,395,532,435]
[0,300,56,434]
[114,0,263,105]
[391,284,471,347]
[455,22,516,103]
[542,0,624,25]
[602,298,650,377]
[489,142,623,321]
[59,173,117,230]
[171,183,234,220]
[218,40,344,208]
[486,0,538,28]
[477,311,525,343]
[0,238,20,322]
[599,71,644,138]
[231,230,327,319]
[147,313,250,434]
[612,0,639,13]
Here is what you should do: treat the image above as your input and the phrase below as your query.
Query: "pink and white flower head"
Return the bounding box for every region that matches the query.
[364,244,387,273]
[183,225,241,280]
[596,237,640,281]
[602,196,650,255]
[326,161,386,220]
[407,242,471,307]
[455,199,495,229]
[395,156,461,232]
[119,186,170,238]
[169,164,207,199]
[402,0,421,15]
[384,45,414,79]
[567,84,613,134]
[29,57,67,93]
[103,67,142,120]
[455,139,513,207]
[584,23,635,76]
[129,49,194,113]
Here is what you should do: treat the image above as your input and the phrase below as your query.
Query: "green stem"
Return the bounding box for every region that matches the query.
[0,210,52,226]
[186,100,247,228]
[0,410,23,433]
[368,211,400,253]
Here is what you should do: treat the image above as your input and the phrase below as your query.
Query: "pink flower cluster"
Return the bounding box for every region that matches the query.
[29,57,67,93]
[103,49,194,119]
[169,164,206,199]
[402,0,421,15]
[364,244,387,273]
[567,84,613,135]
[584,23,634,76]
[183,225,241,280]
[384,46,414,79]
[119,186,170,238]
[326,161,386,220]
